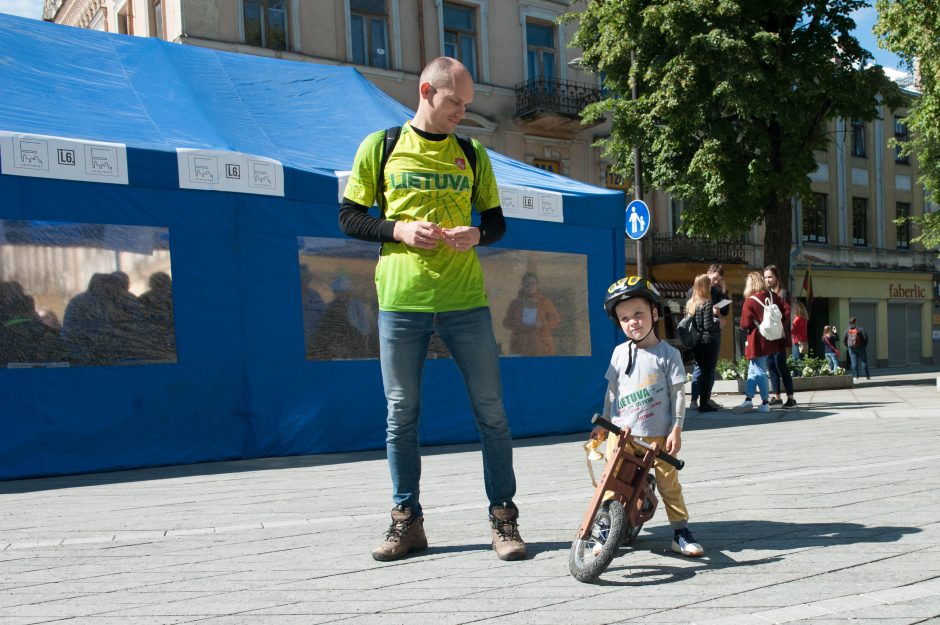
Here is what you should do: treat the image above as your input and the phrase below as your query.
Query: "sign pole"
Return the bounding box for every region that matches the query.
[631,50,648,279]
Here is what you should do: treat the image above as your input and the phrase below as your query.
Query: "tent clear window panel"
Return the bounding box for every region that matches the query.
[299,237,381,361]
[481,248,590,357]
[298,239,590,360]
[0,221,174,368]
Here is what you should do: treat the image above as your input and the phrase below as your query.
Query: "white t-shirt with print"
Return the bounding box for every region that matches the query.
[605,340,686,437]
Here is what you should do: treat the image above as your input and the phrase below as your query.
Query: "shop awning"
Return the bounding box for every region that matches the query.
[655,282,691,300]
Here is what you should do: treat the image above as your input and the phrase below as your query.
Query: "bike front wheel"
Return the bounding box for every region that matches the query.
[568,501,625,583]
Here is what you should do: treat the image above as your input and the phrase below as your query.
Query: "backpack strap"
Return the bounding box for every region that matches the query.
[454,133,478,183]
[377,126,403,215]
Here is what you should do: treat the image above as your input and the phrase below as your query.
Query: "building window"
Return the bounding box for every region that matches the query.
[895,116,909,165]
[802,192,828,243]
[526,20,556,82]
[897,202,911,249]
[851,120,866,158]
[532,159,560,173]
[443,2,478,81]
[350,0,389,69]
[670,198,684,234]
[117,1,130,35]
[149,0,163,38]
[852,197,868,246]
[244,0,288,51]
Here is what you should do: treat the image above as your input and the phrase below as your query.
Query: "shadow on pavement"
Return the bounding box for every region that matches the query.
[591,519,920,586]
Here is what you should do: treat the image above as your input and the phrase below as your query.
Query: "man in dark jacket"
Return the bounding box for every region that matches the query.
[844,317,871,380]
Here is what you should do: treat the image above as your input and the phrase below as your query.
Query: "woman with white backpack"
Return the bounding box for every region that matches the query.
[734,272,789,414]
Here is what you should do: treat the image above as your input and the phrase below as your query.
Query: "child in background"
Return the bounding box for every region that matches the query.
[589,276,704,557]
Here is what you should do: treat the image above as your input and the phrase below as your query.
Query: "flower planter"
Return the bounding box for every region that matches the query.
[733,374,854,393]
[687,375,854,395]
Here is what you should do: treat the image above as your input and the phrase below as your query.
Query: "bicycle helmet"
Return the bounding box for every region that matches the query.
[604,276,663,319]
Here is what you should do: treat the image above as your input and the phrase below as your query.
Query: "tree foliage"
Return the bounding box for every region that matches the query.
[565,0,904,284]
[876,0,940,255]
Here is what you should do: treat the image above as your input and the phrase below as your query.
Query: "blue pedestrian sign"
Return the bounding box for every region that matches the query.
[625,199,650,240]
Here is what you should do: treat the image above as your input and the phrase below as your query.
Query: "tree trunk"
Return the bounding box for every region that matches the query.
[763,119,792,290]
[763,194,791,290]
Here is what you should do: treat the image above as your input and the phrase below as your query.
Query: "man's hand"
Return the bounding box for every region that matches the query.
[665,427,682,455]
[393,221,443,249]
[442,225,480,252]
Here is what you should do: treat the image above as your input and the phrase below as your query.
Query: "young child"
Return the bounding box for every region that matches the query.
[591,276,704,557]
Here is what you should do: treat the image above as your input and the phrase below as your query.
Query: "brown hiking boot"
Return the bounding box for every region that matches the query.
[371,505,428,562]
[490,505,526,561]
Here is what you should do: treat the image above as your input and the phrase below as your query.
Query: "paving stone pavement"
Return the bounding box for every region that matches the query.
[2,368,939,624]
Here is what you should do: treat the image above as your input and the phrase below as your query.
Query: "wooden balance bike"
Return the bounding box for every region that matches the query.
[569,414,685,583]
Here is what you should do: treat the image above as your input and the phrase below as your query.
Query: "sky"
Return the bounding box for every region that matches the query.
[0,0,908,72]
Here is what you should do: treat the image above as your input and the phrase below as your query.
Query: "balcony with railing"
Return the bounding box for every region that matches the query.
[648,233,746,265]
[514,78,602,137]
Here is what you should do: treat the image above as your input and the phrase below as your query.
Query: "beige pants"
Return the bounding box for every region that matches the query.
[605,434,689,526]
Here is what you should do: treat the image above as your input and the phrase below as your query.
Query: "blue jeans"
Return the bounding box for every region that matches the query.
[378,307,516,517]
[767,349,794,396]
[745,356,769,401]
[848,348,870,379]
[825,352,839,372]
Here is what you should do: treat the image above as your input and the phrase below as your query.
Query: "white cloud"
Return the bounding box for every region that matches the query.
[0,0,43,20]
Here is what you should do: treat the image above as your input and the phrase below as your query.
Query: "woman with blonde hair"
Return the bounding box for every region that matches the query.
[791,299,809,362]
[685,274,720,411]
[734,271,788,413]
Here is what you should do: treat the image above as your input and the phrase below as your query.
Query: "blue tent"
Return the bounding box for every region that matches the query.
[0,14,625,480]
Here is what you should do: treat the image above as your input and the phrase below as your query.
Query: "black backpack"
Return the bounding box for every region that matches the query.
[377,126,479,211]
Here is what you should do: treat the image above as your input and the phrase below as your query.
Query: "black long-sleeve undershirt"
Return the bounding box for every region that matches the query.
[338,198,506,245]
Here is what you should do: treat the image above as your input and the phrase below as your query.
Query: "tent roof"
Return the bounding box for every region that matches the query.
[0,13,619,200]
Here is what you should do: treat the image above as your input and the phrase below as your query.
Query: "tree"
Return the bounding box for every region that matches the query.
[876,0,940,255]
[565,0,904,286]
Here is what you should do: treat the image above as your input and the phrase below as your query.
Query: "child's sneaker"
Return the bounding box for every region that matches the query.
[732,398,753,413]
[672,528,704,557]
[758,403,770,413]
[783,398,797,409]
[688,398,698,411]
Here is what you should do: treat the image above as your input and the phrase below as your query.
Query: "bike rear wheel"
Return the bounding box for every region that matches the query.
[568,501,625,583]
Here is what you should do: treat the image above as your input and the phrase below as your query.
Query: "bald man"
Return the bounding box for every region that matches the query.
[340,57,524,562]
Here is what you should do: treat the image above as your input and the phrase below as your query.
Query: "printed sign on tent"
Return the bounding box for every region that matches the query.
[177,149,284,197]
[0,131,128,185]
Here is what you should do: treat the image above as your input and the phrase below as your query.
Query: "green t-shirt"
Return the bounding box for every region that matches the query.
[344,122,501,312]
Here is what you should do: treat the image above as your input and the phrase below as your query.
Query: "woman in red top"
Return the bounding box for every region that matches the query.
[733,272,788,414]
[790,300,809,362]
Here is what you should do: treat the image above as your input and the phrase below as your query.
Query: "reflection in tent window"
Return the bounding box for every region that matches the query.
[480,248,590,357]
[299,237,381,361]
[297,239,591,360]
[0,220,175,368]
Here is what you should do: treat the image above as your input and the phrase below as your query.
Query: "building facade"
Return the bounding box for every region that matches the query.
[44,0,939,368]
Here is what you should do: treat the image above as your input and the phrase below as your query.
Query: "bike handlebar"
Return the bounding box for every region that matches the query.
[591,414,685,470]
